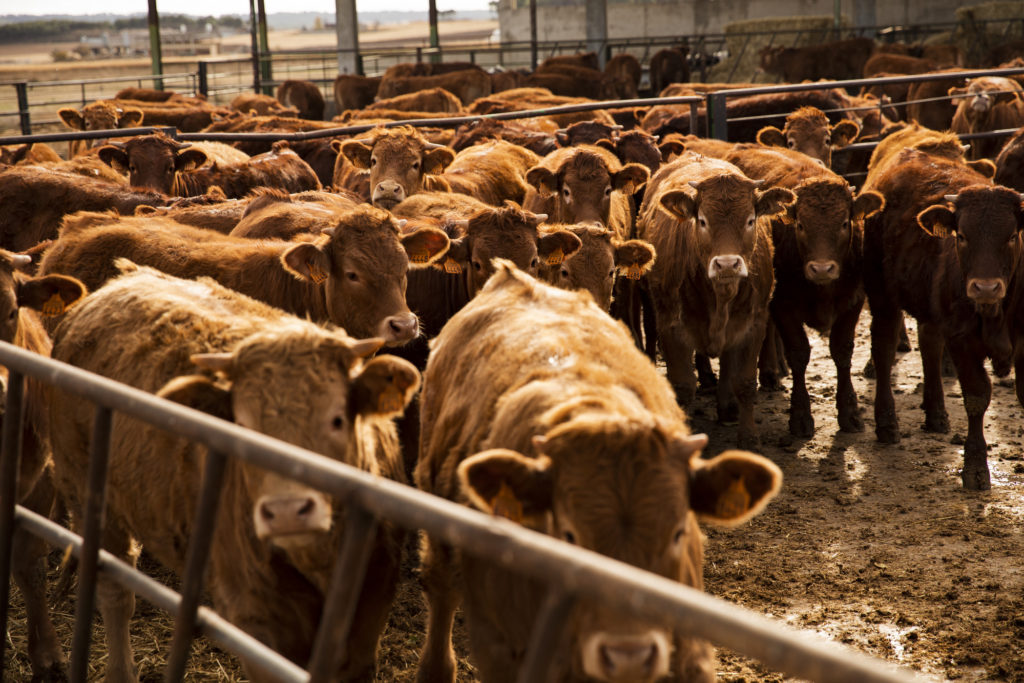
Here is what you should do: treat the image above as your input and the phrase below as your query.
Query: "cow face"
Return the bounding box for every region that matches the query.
[543,225,655,310]
[160,331,419,548]
[57,101,143,133]
[917,185,1024,311]
[527,150,648,227]
[459,420,781,683]
[98,134,207,194]
[788,180,883,284]
[338,127,455,210]
[0,250,85,346]
[756,107,860,169]
[281,206,449,346]
[660,175,794,284]
[950,77,1022,118]
[597,131,662,174]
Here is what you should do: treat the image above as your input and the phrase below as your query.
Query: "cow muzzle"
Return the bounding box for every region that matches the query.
[372,180,406,210]
[707,254,748,280]
[805,259,840,283]
[966,278,1006,305]
[970,94,991,113]
[379,312,419,346]
[253,491,332,540]
[581,630,671,683]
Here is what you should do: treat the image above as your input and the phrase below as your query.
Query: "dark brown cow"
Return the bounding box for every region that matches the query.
[113,86,181,102]
[333,74,382,112]
[47,264,418,681]
[39,206,449,346]
[99,136,320,198]
[451,118,558,156]
[377,69,491,106]
[755,106,860,168]
[950,76,1024,160]
[862,53,938,78]
[366,87,463,114]
[604,53,642,99]
[649,46,691,94]
[524,69,617,100]
[276,79,326,120]
[725,144,885,436]
[758,37,874,82]
[229,92,299,117]
[995,125,1024,191]
[596,129,664,174]
[554,120,623,147]
[382,61,483,79]
[637,152,794,447]
[538,51,599,71]
[862,147,1020,489]
[415,260,781,683]
[905,70,967,131]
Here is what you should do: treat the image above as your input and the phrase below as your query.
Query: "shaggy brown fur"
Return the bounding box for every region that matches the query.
[650,46,691,94]
[754,106,860,169]
[229,188,362,240]
[604,53,642,99]
[466,88,616,128]
[451,118,557,156]
[950,76,1024,160]
[56,100,144,157]
[377,70,492,106]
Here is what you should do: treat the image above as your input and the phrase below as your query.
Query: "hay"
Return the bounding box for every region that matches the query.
[954,1,1024,66]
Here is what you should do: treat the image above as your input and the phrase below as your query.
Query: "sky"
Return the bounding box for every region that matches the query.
[4,0,492,17]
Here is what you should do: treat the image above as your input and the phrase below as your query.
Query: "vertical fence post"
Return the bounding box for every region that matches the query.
[15,82,31,135]
[707,91,728,140]
[198,61,209,98]
[0,369,26,675]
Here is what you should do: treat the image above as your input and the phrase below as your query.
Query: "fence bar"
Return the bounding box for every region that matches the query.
[0,126,177,146]
[516,590,576,683]
[163,450,229,683]
[70,406,113,683]
[15,506,309,683]
[14,83,31,135]
[306,506,379,683]
[707,91,728,140]
[198,62,209,97]
[0,369,26,674]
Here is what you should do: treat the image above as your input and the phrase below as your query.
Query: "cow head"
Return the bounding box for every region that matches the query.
[596,130,663,175]
[159,329,419,547]
[756,107,860,168]
[659,174,794,284]
[281,205,450,345]
[541,224,655,310]
[555,121,622,147]
[527,149,649,227]
[336,126,455,210]
[949,77,1023,118]
[57,100,144,133]
[98,132,208,194]
[917,184,1024,312]
[458,419,781,683]
[785,178,884,284]
[0,249,85,346]
[442,203,581,295]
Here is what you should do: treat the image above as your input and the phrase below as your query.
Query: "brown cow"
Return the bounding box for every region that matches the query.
[862,147,1020,489]
[104,97,230,132]
[604,53,642,99]
[333,74,382,112]
[862,53,939,78]
[415,260,782,683]
[229,188,363,240]
[131,188,249,234]
[757,37,874,83]
[467,87,616,128]
[868,123,996,179]
[377,69,491,106]
[0,143,61,166]
[366,87,463,114]
[950,76,1024,160]
[451,118,558,156]
[57,100,144,157]
[554,120,623,147]
[439,139,540,206]
[229,92,299,117]
[47,263,418,681]
[596,129,664,175]
[113,87,181,102]
[382,61,484,79]
[905,70,967,131]
[637,152,794,447]
[524,69,617,100]
[539,51,599,71]
[755,106,860,168]
[649,46,690,94]
[995,125,1024,191]
[39,206,450,346]
[276,79,326,120]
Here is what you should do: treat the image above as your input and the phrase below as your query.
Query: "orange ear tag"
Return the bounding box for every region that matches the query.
[545,247,564,266]
[715,477,751,519]
[377,384,405,414]
[41,293,66,316]
[409,249,430,265]
[491,482,524,523]
[626,264,643,280]
[443,257,463,275]
[307,260,328,284]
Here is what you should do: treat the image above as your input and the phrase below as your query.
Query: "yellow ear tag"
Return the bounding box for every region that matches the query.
[41,293,66,316]
[626,263,643,280]
[491,482,524,523]
[376,383,405,414]
[545,247,564,266]
[307,260,328,284]
[409,249,430,265]
[444,257,463,275]
[715,476,751,520]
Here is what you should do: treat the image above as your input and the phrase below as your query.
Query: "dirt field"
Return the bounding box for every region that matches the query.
[6,306,1023,682]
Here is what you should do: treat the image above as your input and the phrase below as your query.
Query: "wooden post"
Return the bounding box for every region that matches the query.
[147,0,164,88]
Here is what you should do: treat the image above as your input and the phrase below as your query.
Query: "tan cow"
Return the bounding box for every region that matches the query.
[47,263,418,680]
[950,76,1024,160]
[416,261,782,683]
[755,106,861,169]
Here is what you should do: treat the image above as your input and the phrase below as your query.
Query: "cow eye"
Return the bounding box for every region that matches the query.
[346,271,359,282]
[604,186,612,197]
[698,217,707,229]
[560,267,570,278]
[530,257,539,269]
[8,308,16,321]
[956,232,966,244]
[129,165,137,173]
[411,160,420,170]
[608,269,615,278]
[786,139,796,148]
[563,530,577,544]
[562,187,571,199]
[673,526,686,547]
[472,260,482,272]
[370,156,377,167]
[330,416,344,430]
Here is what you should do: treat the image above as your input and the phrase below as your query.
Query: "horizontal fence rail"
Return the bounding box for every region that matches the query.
[0,336,925,683]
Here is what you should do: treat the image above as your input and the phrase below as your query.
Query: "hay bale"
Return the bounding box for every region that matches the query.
[708,15,849,83]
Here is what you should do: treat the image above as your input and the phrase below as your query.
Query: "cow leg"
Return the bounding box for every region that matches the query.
[757,319,785,392]
[947,337,992,490]
[776,313,812,437]
[639,283,658,360]
[870,304,902,444]
[725,334,764,450]
[918,322,950,433]
[610,279,643,350]
[715,353,738,427]
[653,297,696,405]
[897,315,912,352]
[831,303,864,433]
[95,521,140,682]
[417,535,460,683]
[1016,343,1024,410]
[694,353,717,392]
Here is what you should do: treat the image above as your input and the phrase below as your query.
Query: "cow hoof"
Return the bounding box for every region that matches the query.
[875,424,900,444]
[961,464,991,491]
[30,663,68,683]
[717,403,739,426]
[671,384,696,406]
[992,356,1011,378]
[923,413,950,433]
[788,412,814,438]
[862,358,876,379]
[759,372,785,392]
[838,412,865,433]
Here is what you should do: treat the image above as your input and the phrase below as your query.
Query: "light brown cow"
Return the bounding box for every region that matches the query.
[377,69,491,106]
[868,123,996,179]
[39,206,450,346]
[755,106,860,169]
[416,261,782,683]
[0,143,61,166]
[366,87,463,114]
[57,100,143,157]
[440,139,540,206]
[333,74,382,112]
[47,263,418,681]
[229,92,299,117]
[950,76,1024,160]
[229,188,363,240]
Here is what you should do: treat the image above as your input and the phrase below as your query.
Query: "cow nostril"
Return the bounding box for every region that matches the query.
[297,498,314,517]
[259,502,275,522]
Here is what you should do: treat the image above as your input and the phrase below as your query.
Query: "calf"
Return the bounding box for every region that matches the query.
[39,206,449,346]
[604,53,641,99]
[755,106,860,169]
[47,264,418,681]
[416,261,781,683]
[637,152,794,447]
[276,79,325,120]
[950,76,1024,160]
[333,74,381,112]
[366,87,463,114]
[863,147,1020,489]
[650,46,691,93]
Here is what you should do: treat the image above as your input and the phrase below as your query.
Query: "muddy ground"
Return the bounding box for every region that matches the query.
[6,311,1024,682]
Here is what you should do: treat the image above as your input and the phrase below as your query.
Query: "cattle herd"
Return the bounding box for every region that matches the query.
[3,36,1024,682]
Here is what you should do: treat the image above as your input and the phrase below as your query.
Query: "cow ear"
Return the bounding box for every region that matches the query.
[689,450,782,527]
[175,149,208,172]
[659,189,695,221]
[117,108,144,128]
[526,167,557,196]
[58,108,85,131]
[852,190,885,220]
[658,139,685,161]
[7,145,31,165]
[595,138,617,153]
[97,146,129,171]
[537,230,582,266]
[281,242,331,283]
[330,139,345,154]
[947,86,967,100]
[157,375,234,422]
[401,227,450,267]
[755,187,796,217]
[555,129,570,147]
[349,355,421,417]
[612,163,649,195]
[917,204,956,238]
[967,159,997,179]
[457,449,553,522]
[423,146,455,175]
[755,126,786,148]
[16,275,87,316]
[341,140,373,169]
[614,239,656,280]
[830,119,860,147]
[438,236,468,274]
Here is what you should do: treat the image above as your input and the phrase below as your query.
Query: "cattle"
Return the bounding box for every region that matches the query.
[555,120,623,147]
[276,79,326,120]
[366,87,463,114]
[98,136,319,198]
[0,249,86,682]
[757,37,874,82]
[0,143,61,166]
[637,152,794,447]
[46,263,418,681]
[755,106,860,168]
[862,53,938,78]
[415,260,782,683]
[377,69,491,106]
[725,144,885,435]
[57,100,143,157]
[104,97,230,132]
[489,68,526,94]
[950,76,1024,160]
[596,129,664,175]
[39,206,450,346]
[229,188,362,240]
[862,146,1020,490]
[538,51,599,71]
[229,92,300,117]
[868,122,996,179]
[524,69,617,101]
[650,46,691,94]
[0,166,168,252]
[383,61,484,79]
[467,87,616,128]
[113,86,181,102]
[439,139,540,206]
[451,118,558,156]
[604,53,641,99]
[129,188,249,234]
[904,70,967,131]
[995,125,1024,191]
[333,74,382,112]
[29,153,130,186]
